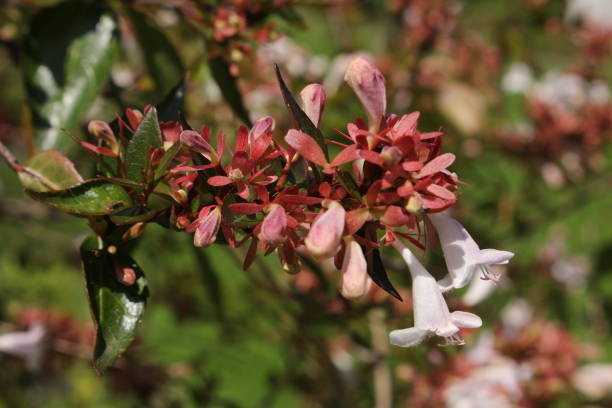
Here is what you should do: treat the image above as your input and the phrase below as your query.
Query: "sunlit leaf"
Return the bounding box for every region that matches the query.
[24,1,118,151]
[18,149,83,192]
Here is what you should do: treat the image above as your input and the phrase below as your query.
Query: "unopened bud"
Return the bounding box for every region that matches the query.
[258,204,287,246]
[194,207,222,247]
[88,120,119,153]
[305,201,345,260]
[340,237,370,299]
[300,83,326,128]
[116,265,136,286]
[344,57,386,132]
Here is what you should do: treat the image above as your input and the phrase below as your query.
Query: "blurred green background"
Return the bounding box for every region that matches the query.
[1,0,612,407]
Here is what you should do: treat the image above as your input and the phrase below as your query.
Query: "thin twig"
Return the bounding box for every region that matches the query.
[0,140,55,189]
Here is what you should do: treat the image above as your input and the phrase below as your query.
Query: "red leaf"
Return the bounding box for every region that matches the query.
[79,141,118,157]
[418,153,455,178]
[401,161,423,172]
[420,131,443,140]
[285,129,329,167]
[228,203,264,214]
[330,144,360,167]
[359,149,384,167]
[393,112,419,136]
[278,195,323,205]
[236,125,248,152]
[345,208,370,235]
[208,176,233,186]
[426,184,456,200]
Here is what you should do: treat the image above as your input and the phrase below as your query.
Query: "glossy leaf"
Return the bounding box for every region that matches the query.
[125,108,163,184]
[19,150,83,192]
[275,65,328,159]
[80,236,149,372]
[366,247,402,301]
[208,56,252,126]
[109,206,159,226]
[26,179,131,215]
[24,2,118,151]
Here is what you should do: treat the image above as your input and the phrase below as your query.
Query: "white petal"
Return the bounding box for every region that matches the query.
[451,311,483,328]
[428,212,481,289]
[478,248,514,265]
[437,275,455,293]
[389,327,430,347]
[393,241,456,332]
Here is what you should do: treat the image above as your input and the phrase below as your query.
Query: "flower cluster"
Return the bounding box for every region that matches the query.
[85,57,513,348]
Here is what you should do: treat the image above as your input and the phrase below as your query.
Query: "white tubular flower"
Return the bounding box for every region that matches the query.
[390,241,482,348]
[0,323,45,371]
[428,212,514,292]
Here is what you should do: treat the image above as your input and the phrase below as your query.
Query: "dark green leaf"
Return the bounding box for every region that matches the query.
[208,56,252,126]
[366,248,402,301]
[125,108,162,184]
[24,2,118,151]
[80,236,149,372]
[157,78,187,122]
[109,206,159,225]
[128,9,184,99]
[274,65,328,159]
[19,149,83,192]
[26,179,132,215]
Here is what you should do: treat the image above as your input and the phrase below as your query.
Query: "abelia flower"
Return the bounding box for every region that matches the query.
[390,241,482,347]
[304,200,346,260]
[428,212,514,292]
[339,237,371,299]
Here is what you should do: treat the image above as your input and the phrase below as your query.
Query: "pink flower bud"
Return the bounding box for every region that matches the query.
[249,116,275,145]
[194,207,222,247]
[300,84,326,128]
[344,57,386,132]
[258,204,287,246]
[340,237,370,299]
[305,201,345,259]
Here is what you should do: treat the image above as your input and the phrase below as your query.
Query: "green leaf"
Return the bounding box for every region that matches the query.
[26,179,132,215]
[19,149,83,192]
[274,65,328,159]
[109,206,159,226]
[80,236,149,372]
[128,9,184,99]
[125,107,162,184]
[208,56,252,126]
[24,2,118,151]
